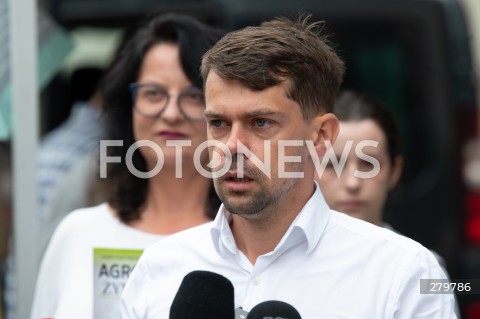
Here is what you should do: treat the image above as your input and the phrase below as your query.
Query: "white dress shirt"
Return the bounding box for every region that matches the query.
[120,186,456,318]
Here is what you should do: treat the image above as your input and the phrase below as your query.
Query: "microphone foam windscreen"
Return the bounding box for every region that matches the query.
[247,300,302,319]
[169,270,235,319]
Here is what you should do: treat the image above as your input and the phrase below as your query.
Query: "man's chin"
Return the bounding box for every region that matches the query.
[221,196,255,215]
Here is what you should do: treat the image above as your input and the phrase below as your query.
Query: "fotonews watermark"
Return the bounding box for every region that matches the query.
[99,139,380,179]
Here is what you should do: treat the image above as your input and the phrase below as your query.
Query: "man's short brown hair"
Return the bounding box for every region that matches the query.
[201,14,345,119]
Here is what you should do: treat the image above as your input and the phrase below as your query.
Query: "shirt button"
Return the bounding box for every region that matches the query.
[251,277,260,286]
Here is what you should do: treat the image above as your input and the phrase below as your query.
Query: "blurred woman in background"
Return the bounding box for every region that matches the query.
[318,90,403,228]
[31,13,222,319]
[318,90,459,316]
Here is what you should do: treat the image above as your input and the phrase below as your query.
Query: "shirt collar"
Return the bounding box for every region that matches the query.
[210,206,236,256]
[210,182,331,257]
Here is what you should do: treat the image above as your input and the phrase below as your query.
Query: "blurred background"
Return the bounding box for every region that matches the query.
[1,0,480,318]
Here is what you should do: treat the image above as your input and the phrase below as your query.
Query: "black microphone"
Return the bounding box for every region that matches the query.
[246,300,302,319]
[169,270,235,319]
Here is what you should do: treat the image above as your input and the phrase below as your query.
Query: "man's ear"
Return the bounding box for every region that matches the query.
[309,113,339,157]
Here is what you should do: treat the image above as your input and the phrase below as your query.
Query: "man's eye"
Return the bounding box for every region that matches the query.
[254,119,271,127]
[209,120,224,127]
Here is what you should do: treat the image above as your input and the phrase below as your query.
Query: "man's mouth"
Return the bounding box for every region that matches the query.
[225,177,253,182]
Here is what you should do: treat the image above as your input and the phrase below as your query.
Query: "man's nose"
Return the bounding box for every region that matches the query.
[224,124,248,155]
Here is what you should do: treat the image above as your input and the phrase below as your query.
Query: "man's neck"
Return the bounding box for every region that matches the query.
[230,215,290,265]
[230,181,315,265]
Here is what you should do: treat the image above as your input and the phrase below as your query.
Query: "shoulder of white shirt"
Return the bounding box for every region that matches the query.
[329,209,429,254]
[139,208,430,260]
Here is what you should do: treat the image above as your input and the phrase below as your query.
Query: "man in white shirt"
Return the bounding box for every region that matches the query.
[120,15,456,318]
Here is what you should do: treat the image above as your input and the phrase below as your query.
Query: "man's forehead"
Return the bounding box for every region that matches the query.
[205,71,245,93]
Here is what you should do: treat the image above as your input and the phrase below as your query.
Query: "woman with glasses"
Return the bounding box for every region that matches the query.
[31,13,222,319]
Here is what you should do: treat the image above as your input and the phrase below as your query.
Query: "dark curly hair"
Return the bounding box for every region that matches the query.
[101,13,223,223]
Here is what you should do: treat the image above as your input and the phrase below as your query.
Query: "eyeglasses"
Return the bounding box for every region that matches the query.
[129,83,205,120]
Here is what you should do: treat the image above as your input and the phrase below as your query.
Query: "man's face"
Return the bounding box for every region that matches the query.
[204,71,313,219]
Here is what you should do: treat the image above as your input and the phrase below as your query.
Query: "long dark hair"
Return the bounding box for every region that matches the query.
[333,90,402,165]
[101,13,223,223]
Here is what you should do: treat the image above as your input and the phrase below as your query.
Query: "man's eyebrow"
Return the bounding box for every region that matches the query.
[204,108,283,119]
[203,110,223,118]
[243,108,280,118]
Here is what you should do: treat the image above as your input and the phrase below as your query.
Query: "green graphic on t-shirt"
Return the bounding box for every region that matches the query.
[93,248,143,319]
